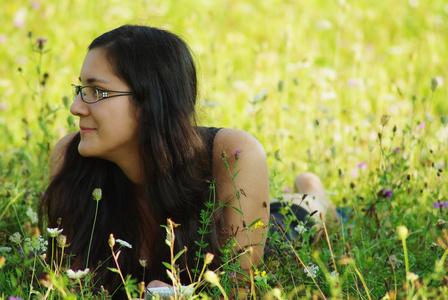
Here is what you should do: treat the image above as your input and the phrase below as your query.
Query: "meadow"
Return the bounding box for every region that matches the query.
[1,0,448,298]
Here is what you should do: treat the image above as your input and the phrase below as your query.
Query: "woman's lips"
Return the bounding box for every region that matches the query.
[80,127,95,134]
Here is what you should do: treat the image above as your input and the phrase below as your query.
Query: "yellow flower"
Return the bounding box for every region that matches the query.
[254,221,264,229]
[261,271,266,277]
[254,269,259,275]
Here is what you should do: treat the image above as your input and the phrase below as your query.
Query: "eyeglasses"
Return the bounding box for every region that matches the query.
[72,84,133,104]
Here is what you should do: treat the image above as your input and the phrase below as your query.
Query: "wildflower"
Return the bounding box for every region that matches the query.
[431,77,438,92]
[31,1,40,10]
[261,270,266,277]
[9,232,22,244]
[380,189,393,199]
[0,256,5,268]
[228,272,236,277]
[254,221,264,229]
[7,297,23,300]
[380,114,391,127]
[47,228,63,238]
[0,247,12,253]
[407,272,419,282]
[204,253,214,265]
[433,201,448,209]
[57,235,67,248]
[108,234,115,248]
[437,219,447,230]
[0,102,7,111]
[357,162,367,169]
[92,188,102,201]
[304,263,319,278]
[417,122,426,130]
[397,225,409,239]
[139,259,147,267]
[138,281,146,294]
[294,224,307,234]
[25,235,48,252]
[388,254,403,268]
[204,270,220,286]
[233,149,242,159]
[116,239,132,249]
[36,37,47,50]
[330,270,339,277]
[13,8,27,28]
[393,148,400,153]
[429,242,439,250]
[66,268,90,279]
[26,207,38,224]
[284,186,291,193]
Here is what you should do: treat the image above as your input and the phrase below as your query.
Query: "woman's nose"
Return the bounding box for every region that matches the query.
[70,93,89,116]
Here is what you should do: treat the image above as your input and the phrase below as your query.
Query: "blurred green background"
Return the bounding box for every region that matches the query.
[1,0,447,192]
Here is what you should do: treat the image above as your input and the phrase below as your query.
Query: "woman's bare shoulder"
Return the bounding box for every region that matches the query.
[50,132,78,179]
[212,128,265,159]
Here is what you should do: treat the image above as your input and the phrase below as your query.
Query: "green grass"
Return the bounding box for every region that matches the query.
[1,0,448,299]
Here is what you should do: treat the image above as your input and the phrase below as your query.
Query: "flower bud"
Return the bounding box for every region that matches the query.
[109,234,115,248]
[204,253,214,265]
[57,234,67,247]
[397,225,408,239]
[92,188,102,201]
[204,270,220,286]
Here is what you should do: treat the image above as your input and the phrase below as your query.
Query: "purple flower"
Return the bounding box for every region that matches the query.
[36,37,47,50]
[434,201,448,209]
[233,149,242,159]
[284,186,291,193]
[380,189,393,199]
[228,272,236,277]
[393,148,400,153]
[357,162,367,169]
[8,297,24,300]
[417,123,426,130]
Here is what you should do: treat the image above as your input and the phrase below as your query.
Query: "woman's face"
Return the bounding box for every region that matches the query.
[70,48,139,164]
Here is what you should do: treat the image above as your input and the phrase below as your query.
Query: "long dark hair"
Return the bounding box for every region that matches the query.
[39,25,225,296]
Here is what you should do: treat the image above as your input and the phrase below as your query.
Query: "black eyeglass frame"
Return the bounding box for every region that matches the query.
[72,84,133,104]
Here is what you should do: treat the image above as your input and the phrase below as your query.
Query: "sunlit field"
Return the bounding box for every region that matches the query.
[1,0,448,299]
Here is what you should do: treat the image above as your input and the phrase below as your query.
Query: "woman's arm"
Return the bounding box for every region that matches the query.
[212,129,270,271]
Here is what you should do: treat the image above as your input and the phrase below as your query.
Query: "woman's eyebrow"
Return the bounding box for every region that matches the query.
[78,76,110,84]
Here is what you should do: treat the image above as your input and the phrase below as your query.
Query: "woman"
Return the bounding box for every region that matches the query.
[39,25,335,297]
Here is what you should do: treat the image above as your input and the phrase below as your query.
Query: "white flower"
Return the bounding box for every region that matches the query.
[116,239,132,249]
[9,232,22,244]
[26,208,38,224]
[66,268,90,279]
[330,270,339,277]
[25,235,48,252]
[47,228,63,238]
[0,247,12,253]
[294,224,307,234]
[407,272,419,282]
[304,263,319,278]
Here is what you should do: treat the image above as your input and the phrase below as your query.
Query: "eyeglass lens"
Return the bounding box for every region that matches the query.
[73,86,99,103]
